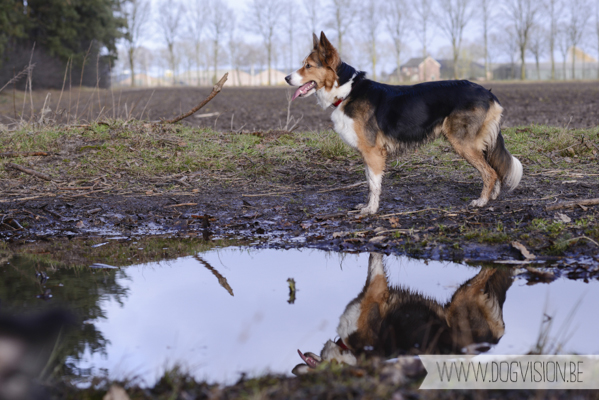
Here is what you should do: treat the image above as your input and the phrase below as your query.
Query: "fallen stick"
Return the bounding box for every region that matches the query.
[164,202,197,208]
[58,186,94,190]
[242,190,296,197]
[317,181,366,193]
[0,152,49,158]
[5,162,52,181]
[546,198,599,211]
[162,73,228,124]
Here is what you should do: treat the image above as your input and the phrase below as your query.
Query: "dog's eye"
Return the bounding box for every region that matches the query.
[305,64,311,69]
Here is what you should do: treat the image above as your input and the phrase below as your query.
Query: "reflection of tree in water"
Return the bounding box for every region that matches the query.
[0,255,130,378]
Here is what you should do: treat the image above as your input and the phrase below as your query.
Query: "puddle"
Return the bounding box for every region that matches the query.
[1,248,598,385]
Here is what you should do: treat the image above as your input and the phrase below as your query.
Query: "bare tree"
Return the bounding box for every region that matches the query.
[438,0,472,79]
[557,26,569,79]
[122,0,151,87]
[362,0,381,80]
[228,15,243,85]
[385,0,410,82]
[207,0,231,84]
[480,0,493,79]
[596,0,599,79]
[186,0,206,86]
[545,0,562,80]
[414,0,433,77]
[157,0,184,85]
[504,0,539,80]
[247,0,285,85]
[566,0,590,79]
[302,0,321,36]
[528,26,546,79]
[328,0,359,58]
[285,1,297,73]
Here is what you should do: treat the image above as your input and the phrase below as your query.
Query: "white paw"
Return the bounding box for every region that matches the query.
[359,206,377,215]
[470,198,489,208]
[354,203,366,210]
[491,181,501,200]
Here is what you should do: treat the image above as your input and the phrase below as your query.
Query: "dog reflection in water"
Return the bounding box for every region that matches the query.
[293,253,513,374]
[0,309,73,400]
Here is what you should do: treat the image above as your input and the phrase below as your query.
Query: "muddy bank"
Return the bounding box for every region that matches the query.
[2,161,598,270]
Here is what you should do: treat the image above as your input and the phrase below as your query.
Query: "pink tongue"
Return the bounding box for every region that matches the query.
[291,82,313,101]
[292,87,303,101]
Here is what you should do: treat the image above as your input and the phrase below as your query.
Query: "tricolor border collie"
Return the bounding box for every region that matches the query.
[293,253,514,375]
[286,32,523,215]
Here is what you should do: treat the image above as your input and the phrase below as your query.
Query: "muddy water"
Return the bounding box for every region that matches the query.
[1,248,598,385]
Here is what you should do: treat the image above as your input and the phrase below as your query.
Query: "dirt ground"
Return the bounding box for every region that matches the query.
[1,137,598,269]
[1,82,599,269]
[1,81,599,130]
[1,82,599,399]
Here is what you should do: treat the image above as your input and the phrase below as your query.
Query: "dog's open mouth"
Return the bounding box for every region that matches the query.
[292,81,316,101]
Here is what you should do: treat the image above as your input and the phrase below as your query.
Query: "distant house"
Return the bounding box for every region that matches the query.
[399,57,441,82]
[438,59,487,80]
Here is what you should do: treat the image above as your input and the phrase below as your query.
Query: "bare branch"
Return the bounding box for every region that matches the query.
[162,73,228,124]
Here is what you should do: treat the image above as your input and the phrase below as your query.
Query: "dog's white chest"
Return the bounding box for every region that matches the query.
[337,302,361,339]
[331,107,358,149]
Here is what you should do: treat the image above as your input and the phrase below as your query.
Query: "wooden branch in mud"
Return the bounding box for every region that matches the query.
[164,202,197,208]
[546,198,599,211]
[0,151,50,158]
[5,162,52,181]
[58,186,94,191]
[316,181,367,193]
[162,73,228,124]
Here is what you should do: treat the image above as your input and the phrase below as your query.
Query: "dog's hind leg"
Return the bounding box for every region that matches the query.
[460,148,498,207]
[444,112,498,208]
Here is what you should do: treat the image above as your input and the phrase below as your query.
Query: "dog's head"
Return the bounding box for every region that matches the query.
[285,31,341,102]
[292,338,357,375]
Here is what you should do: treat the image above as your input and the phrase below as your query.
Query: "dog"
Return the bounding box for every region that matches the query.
[293,253,513,375]
[285,32,523,215]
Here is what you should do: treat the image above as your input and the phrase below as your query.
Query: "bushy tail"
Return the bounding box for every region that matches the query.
[486,131,522,191]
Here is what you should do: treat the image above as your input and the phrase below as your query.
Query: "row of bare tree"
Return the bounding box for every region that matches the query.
[119,0,599,86]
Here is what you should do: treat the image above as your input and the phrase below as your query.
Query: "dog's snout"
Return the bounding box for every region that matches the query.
[285,75,292,84]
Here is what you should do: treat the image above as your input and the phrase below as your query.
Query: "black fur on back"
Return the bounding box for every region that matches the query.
[342,74,500,145]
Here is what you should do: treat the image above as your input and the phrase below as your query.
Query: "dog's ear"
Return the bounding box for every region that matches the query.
[318,31,340,69]
[312,32,319,49]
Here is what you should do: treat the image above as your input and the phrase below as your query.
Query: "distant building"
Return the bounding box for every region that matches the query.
[398,57,441,82]
[568,46,597,63]
[438,59,487,80]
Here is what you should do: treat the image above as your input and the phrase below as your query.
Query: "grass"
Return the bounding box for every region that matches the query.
[0,121,359,189]
[2,121,598,192]
[2,236,236,269]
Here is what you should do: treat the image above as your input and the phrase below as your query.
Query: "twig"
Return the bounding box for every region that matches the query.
[316,181,367,193]
[162,73,228,124]
[241,190,296,197]
[164,202,197,208]
[379,207,459,218]
[54,57,72,119]
[566,236,599,247]
[0,152,49,158]
[0,64,35,94]
[546,198,599,211]
[139,89,155,121]
[5,163,52,181]
[57,186,93,191]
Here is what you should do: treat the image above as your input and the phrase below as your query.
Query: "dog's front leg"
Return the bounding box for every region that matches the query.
[360,165,383,215]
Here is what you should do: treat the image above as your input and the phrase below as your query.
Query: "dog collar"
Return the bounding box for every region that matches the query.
[332,98,344,108]
[336,338,349,351]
